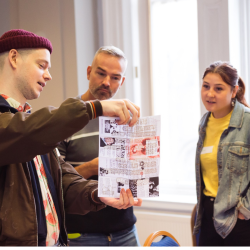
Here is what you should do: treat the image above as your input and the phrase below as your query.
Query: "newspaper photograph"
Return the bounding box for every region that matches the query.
[98,115,161,198]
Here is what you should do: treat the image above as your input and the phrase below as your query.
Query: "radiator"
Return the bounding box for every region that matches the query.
[134,210,193,246]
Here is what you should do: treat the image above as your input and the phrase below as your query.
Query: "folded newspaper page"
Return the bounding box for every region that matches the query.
[98,115,161,198]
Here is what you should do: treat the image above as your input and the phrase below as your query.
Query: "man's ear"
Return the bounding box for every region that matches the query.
[8,49,19,69]
[120,76,125,88]
[87,66,92,80]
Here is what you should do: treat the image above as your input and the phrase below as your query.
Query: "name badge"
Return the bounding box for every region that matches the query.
[201,146,213,155]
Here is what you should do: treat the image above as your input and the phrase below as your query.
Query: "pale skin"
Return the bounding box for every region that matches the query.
[201,73,238,118]
[201,73,244,219]
[0,48,142,209]
[75,157,99,179]
[82,52,126,101]
[0,49,52,105]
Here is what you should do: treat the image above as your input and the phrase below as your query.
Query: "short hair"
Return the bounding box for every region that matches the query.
[0,49,35,72]
[95,46,128,69]
[16,48,36,57]
[0,52,8,72]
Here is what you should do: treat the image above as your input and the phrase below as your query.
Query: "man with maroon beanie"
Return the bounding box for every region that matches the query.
[0,29,141,246]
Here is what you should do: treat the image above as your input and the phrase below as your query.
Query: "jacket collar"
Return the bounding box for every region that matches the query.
[229,100,245,128]
[0,95,18,113]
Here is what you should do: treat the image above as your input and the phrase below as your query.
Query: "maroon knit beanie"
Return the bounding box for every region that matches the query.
[0,29,53,54]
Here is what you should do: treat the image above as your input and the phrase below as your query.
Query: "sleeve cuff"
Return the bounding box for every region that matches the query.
[90,188,106,205]
[237,197,250,220]
[86,101,103,120]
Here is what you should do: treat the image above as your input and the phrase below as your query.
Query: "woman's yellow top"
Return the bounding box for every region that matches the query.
[200,110,233,197]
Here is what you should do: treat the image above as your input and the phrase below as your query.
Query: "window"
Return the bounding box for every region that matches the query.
[228,0,250,103]
[150,0,199,203]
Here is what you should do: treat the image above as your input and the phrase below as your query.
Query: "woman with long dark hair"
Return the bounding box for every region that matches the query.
[193,61,250,246]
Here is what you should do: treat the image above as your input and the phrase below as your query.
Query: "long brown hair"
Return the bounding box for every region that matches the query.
[203,61,249,108]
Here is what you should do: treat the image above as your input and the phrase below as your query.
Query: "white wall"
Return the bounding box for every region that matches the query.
[74,0,100,95]
[197,0,230,116]
[134,201,195,246]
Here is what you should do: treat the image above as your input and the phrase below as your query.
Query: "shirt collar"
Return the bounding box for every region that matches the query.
[0,94,32,113]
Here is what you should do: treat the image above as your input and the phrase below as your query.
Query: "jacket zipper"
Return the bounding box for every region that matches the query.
[52,149,67,246]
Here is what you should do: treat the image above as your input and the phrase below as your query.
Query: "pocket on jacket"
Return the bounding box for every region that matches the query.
[227,146,250,174]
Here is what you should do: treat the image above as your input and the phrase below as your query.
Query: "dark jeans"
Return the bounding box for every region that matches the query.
[69,225,140,246]
[199,195,250,246]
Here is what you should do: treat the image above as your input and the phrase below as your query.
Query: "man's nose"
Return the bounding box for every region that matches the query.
[102,76,111,86]
[44,70,52,81]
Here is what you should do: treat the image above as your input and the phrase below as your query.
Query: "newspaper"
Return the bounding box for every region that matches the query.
[98,115,161,198]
